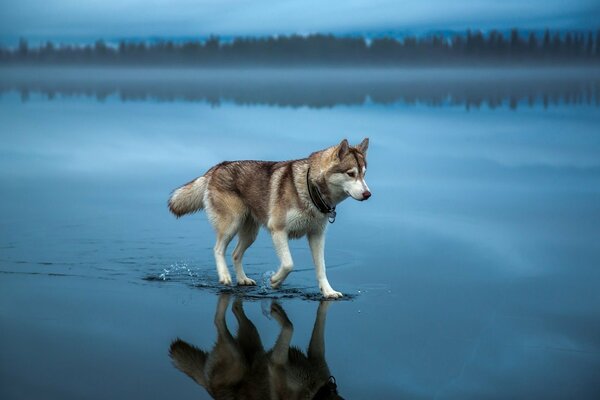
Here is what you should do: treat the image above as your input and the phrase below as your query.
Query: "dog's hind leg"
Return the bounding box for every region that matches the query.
[214,294,235,343]
[232,297,264,360]
[269,301,293,365]
[206,192,247,286]
[213,228,239,286]
[232,218,259,286]
[209,215,243,286]
[211,294,245,383]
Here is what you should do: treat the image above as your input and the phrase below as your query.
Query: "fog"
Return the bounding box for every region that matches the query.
[1,67,599,108]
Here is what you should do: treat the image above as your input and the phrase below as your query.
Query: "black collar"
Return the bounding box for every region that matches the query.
[307,167,337,223]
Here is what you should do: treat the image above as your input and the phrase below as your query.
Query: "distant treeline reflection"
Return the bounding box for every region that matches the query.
[2,29,600,66]
[1,68,598,109]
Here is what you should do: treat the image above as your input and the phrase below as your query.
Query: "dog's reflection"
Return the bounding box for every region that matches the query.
[169,294,343,400]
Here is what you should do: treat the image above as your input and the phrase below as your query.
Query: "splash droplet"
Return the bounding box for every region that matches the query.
[260,270,275,294]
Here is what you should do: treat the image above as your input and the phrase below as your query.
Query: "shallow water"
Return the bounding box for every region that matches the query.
[1,68,599,399]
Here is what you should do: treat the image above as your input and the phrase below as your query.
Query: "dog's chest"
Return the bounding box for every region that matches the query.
[285,208,324,238]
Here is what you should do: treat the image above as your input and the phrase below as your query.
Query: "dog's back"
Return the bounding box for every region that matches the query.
[169,159,307,225]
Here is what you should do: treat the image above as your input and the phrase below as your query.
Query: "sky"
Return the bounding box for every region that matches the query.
[1,0,599,44]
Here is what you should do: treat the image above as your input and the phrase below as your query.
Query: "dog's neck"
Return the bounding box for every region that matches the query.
[306,163,350,223]
[307,168,337,222]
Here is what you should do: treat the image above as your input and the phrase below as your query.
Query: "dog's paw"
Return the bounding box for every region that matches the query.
[270,276,282,288]
[237,277,256,286]
[219,275,233,285]
[322,289,343,299]
[270,302,292,327]
[232,298,244,314]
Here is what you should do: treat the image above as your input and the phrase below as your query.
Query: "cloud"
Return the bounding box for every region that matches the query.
[1,0,599,42]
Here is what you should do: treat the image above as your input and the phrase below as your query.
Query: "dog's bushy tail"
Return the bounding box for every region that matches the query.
[169,338,208,387]
[168,176,207,217]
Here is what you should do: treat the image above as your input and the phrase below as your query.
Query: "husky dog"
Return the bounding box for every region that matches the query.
[169,294,343,400]
[168,138,370,298]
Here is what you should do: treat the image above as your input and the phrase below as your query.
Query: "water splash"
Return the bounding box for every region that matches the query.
[260,270,275,294]
[144,266,357,301]
[157,262,200,285]
[261,299,273,320]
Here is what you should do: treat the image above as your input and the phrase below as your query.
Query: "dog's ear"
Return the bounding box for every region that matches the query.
[337,139,349,159]
[356,137,369,156]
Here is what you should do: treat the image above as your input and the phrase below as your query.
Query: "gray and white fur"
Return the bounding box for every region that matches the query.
[168,138,370,299]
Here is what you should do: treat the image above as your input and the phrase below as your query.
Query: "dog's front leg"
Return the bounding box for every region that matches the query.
[270,230,294,288]
[308,231,343,299]
[308,300,331,360]
[269,301,293,365]
[307,301,332,377]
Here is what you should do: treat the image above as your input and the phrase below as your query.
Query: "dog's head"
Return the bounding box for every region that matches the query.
[323,138,371,202]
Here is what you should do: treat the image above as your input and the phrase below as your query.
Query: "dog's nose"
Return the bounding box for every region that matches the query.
[362,190,371,200]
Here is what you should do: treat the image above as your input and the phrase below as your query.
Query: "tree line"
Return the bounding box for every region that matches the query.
[2,29,600,66]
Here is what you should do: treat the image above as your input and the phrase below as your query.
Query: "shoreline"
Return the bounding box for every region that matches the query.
[1,65,599,80]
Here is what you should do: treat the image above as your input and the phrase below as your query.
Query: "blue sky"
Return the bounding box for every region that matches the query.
[1,0,599,44]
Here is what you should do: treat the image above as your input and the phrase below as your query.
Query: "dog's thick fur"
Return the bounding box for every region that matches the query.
[169,295,343,400]
[168,139,370,298]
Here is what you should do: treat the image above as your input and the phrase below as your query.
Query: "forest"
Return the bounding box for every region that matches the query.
[1,29,599,66]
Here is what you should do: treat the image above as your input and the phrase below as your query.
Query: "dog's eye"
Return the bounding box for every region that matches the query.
[346,171,356,178]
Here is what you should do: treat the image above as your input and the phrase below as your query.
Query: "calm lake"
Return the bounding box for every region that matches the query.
[1,67,599,399]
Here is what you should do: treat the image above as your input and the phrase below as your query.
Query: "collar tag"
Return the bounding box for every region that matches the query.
[328,209,336,224]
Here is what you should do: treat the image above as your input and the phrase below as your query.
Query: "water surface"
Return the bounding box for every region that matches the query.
[1,68,599,399]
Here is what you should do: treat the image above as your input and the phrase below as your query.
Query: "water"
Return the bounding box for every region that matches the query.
[0,67,599,399]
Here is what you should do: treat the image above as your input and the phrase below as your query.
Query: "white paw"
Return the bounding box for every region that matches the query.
[219,275,233,285]
[322,289,343,299]
[270,276,282,288]
[237,277,256,286]
[270,302,292,327]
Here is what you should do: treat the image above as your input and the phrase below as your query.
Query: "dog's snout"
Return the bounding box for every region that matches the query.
[362,190,371,200]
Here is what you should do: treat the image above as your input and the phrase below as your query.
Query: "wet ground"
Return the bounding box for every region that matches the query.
[1,67,599,399]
